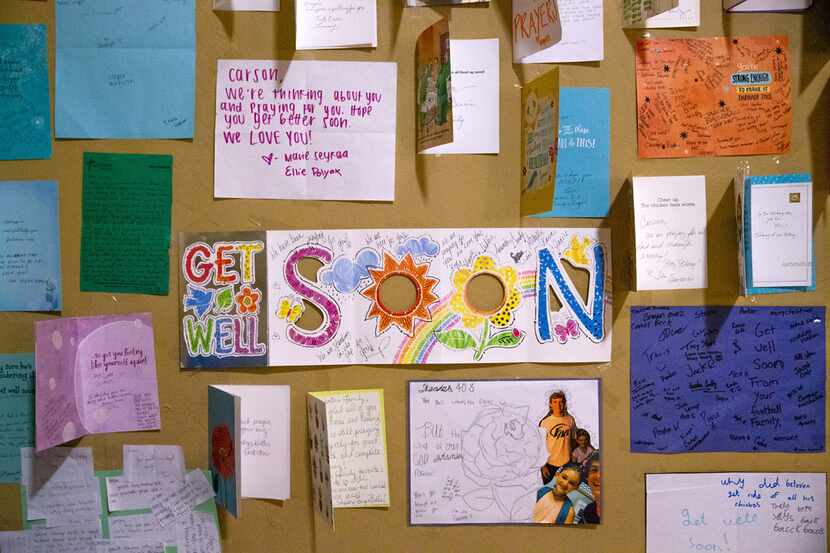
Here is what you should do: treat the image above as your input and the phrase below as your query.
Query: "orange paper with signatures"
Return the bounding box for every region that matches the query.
[635,36,791,159]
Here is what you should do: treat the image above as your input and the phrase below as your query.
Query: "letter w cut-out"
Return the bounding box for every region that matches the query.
[535,244,606,344]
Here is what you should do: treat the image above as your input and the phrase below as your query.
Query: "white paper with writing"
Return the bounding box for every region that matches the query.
[32,521,102,553]
[174,511,221,553]
[517,0,603,63]
[215,59,397,201]
[0,531,31,553]
[646,473,827,553]
[123,445,185,483]
[422,39,499,155]
[750,181,812,288]
[94,540,165,553]
[311,390,390,508]
[636,0,699,28]
[108,513,177,546]
[21,447,100,524]
[107,477,173,512]
[150,470,215,528]
[213,0,280,10]
[296,0,377,50]
[633,176,707,290]
[724,0,812,11]
[212,384,291,501]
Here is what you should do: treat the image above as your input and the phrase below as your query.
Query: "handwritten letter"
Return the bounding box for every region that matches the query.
[633,176,707,290]
[215,59,396,200]
[295,1,377,50]
[0,354,34,482]
[647,472,826,553]
[0,181,61,312]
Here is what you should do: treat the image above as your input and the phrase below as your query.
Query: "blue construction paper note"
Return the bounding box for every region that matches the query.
[56,0,195,139]
[208,386,240,518]
[630,306,825,453]
[0,354,35,483]
[0,181,61,311]
[0,24,51,160]
[534,87,610,218]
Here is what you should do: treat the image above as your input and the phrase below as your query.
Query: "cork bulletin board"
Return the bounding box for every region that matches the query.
[1,1,828,552]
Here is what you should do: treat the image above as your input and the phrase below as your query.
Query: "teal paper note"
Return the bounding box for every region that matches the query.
[0,354,35,483]
[81,153,173,295]
[0,24,51,160]
[56,0,195,139]
[0,181,62,312]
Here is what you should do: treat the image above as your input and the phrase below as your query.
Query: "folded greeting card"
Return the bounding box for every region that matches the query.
[516,0,602,63]
[512,0,562,62]
[631,306,825,453]
[214,0,280,10]
[421,39,499,155]
[35,314,161,451]
[647,473,826,553]
[179,228,612,368]
[632,176,708,291]
[0,24,51,160]
[409,379,601,525]
[736,170,814,295]
[724,0,812,11]
[533,87,609,218]
[629,0,699,27]
[0,181,61,312]
[416,19,454,152]
[296,0,377,50]
[215,59,396,201]
[521,69,559,216]
[622,0,678,27]
[208,385,291,517]
[56,0,195,138]
[636,36,791,158]
[307,389,389,529]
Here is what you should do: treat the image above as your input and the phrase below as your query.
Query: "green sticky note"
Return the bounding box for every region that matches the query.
[81,152,173,295]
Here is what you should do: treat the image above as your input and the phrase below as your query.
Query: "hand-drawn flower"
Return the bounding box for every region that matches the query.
[235,285,261,314]
[460,405,544,521]
[450,255,521,329]
[211,425,235,479]
[563,236,592,267]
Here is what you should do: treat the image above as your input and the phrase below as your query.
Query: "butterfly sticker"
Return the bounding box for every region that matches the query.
[278,297,304,323]
[554,319,579,344]
[563,236,592,267]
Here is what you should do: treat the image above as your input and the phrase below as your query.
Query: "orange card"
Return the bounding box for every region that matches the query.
[636,36,791,159]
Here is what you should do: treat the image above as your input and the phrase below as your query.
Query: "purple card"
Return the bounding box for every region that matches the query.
[35,313,161,450]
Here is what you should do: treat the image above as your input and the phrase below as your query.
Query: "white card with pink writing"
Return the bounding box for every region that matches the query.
[214,60,397,201]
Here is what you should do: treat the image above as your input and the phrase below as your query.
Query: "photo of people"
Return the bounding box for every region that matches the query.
[416,18,453,151]
[533,390,601,525]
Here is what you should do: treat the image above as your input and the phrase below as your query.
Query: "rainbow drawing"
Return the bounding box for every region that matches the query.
[394,270,537,364]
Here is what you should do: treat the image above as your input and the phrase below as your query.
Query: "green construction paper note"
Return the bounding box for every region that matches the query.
[81,152,173,295]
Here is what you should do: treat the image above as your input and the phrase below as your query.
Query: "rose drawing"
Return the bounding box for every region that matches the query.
[211,424,235,479]
[461,404,545,521]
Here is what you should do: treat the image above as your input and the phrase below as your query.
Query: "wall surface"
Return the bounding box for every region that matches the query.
[1,1,828,552]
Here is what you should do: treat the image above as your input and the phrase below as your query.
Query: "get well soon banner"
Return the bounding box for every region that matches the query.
[178,229,612,368]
